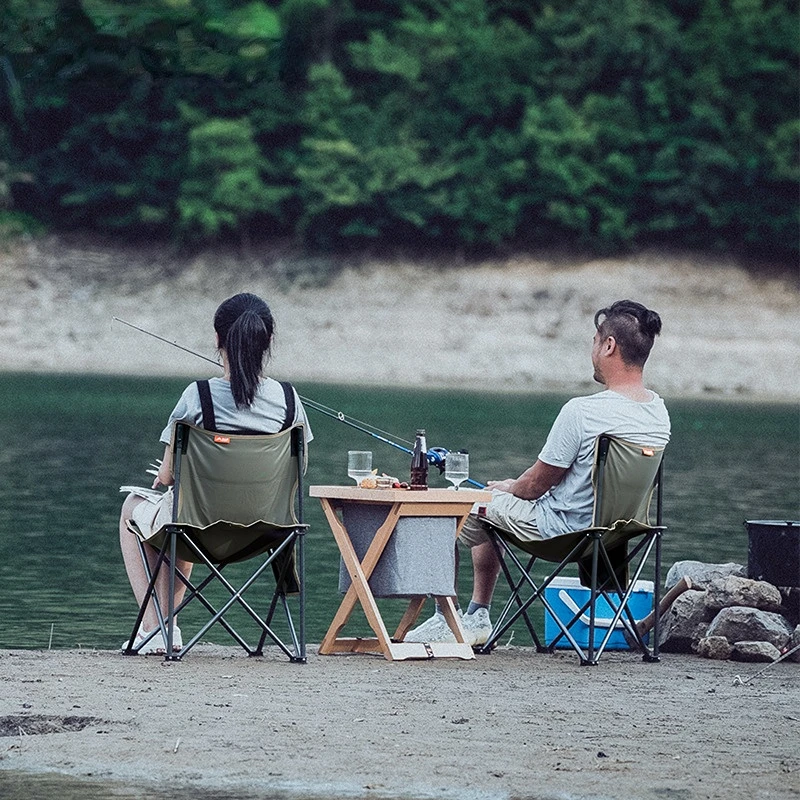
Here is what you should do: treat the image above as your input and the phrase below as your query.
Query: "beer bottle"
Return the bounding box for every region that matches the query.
[409,429,428,490]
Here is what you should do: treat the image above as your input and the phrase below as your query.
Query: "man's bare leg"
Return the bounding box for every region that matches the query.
[469,539,501,606]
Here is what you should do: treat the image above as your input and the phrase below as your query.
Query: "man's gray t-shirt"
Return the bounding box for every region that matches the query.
[159,376,314,444]
[533,390,670,538]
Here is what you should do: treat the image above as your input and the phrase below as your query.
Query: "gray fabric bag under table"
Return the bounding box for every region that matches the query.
[337,503,457,598]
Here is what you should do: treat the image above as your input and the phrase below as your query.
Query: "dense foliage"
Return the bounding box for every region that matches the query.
[1,0,797,258]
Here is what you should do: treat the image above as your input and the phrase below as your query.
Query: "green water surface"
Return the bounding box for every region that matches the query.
[0,373,797,650]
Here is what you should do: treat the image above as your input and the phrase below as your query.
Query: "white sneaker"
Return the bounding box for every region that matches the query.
[461,608,493,646]
[122,624,182,654]
[404,612,457,643]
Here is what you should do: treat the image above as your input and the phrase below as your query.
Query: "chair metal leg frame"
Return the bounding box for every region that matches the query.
[591,530,662,663]
[651,530,662,662]
[481,546,546,653]
[481,529,663,665]
[132,527,305,661]
[164,557,266,656]
[122,544,172,655]
[484,531,542,651]
[480,532,592,655]
[126,535,265,657]
[546,530,662,665]
[255,529,306,663]
[169,528,304,660]
[596,530,663,663]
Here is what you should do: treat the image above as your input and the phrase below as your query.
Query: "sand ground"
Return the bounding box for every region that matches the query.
[1,645,798,800]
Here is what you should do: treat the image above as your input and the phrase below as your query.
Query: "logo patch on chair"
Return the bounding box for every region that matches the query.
[641,447,655,457]
[214,435,231,444]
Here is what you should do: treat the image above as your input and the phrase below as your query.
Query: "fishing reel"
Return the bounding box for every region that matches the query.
[427,447,449,474]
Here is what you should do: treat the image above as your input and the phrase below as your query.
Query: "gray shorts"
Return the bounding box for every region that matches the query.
[127,488,173,541]
[459,489,545,548]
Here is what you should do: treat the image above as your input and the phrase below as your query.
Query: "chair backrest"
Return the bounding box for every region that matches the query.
[591,435,664,529]
[172,422,306,531]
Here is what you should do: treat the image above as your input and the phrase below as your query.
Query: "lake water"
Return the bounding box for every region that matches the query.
[0,372,797,651]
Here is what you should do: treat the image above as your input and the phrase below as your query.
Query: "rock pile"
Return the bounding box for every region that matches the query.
[659,561,800,662]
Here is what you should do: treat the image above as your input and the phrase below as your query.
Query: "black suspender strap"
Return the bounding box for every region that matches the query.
[196,379,217,432]
[279,380,295,432]
[196,378,294,433]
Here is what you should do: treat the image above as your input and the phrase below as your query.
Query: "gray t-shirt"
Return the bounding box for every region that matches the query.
[533,389,670,538]
[159,376,313,445]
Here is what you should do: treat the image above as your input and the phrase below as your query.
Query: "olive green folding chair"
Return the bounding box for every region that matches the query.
[124,422,308,662]
[480,435,665,666]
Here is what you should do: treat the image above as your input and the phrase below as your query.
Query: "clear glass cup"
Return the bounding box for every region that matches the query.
[445,451,469,490]
[347,451,373,485]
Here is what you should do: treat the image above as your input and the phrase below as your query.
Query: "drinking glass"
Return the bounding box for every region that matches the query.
[445,451,469,490]
[347,451,373,485]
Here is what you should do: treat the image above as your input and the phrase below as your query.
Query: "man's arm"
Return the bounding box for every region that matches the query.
[486,459,568,501]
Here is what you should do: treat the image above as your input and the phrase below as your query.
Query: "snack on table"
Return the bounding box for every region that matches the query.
[360,472,399,490]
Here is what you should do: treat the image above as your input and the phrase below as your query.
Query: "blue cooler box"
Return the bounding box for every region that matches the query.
[543,576,654,650]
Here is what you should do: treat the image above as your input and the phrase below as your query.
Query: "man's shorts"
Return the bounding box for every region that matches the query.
[459,489,546,548]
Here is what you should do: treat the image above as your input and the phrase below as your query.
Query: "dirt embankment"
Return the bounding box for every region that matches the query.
[1,236,798,402]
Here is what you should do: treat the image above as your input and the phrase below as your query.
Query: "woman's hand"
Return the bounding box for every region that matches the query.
[155,445,174,487]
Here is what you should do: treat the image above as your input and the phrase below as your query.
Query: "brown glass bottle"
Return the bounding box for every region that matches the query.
[409,429,428,490]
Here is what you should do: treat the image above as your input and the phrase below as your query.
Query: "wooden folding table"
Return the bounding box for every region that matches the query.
[310,485,492,661]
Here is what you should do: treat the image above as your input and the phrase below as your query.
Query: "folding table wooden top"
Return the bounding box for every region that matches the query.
[310,486,492,661]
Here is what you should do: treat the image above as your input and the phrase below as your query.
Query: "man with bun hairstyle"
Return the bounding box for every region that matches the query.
[406,300,671,646]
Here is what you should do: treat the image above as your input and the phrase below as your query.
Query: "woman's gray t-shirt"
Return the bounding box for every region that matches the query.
[159,376,313,444]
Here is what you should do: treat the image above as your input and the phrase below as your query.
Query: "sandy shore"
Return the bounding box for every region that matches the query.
[1,236,798,401]
[1,645,798,800]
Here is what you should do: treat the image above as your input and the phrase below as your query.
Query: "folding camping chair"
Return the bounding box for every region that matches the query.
[480,435,665,665]
[123,421,308,662]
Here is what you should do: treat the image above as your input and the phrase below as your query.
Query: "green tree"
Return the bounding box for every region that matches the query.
[178,116,291,240]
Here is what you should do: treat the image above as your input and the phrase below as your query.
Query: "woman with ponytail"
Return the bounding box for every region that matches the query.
[119,293,312,654]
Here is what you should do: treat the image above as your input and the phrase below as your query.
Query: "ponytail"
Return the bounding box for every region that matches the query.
[214,293,275,408]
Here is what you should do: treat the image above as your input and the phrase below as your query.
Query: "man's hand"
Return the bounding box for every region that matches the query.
[489,460,569,501]
[486,479,515,493]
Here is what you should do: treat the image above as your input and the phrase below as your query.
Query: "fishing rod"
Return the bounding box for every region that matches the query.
[113,317,486,488]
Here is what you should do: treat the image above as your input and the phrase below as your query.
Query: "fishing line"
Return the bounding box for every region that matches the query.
[113,317,485,487]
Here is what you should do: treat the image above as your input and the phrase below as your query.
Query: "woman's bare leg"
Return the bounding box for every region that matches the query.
[119,494,192,633]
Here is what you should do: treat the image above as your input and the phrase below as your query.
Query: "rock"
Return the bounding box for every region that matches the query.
[706,607,795,649]
[790,625,800,664]
[705,576,783,613]
[731,641,782,662]
[695,635,734,660]
[665,561,746,591]
[778,588,800,627]
[659,590,714,652]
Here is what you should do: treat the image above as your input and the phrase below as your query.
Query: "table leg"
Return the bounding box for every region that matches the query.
[318,500,401,657]
[393,596,427,641]
[316,497,475,661]
[437,596,469,643]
